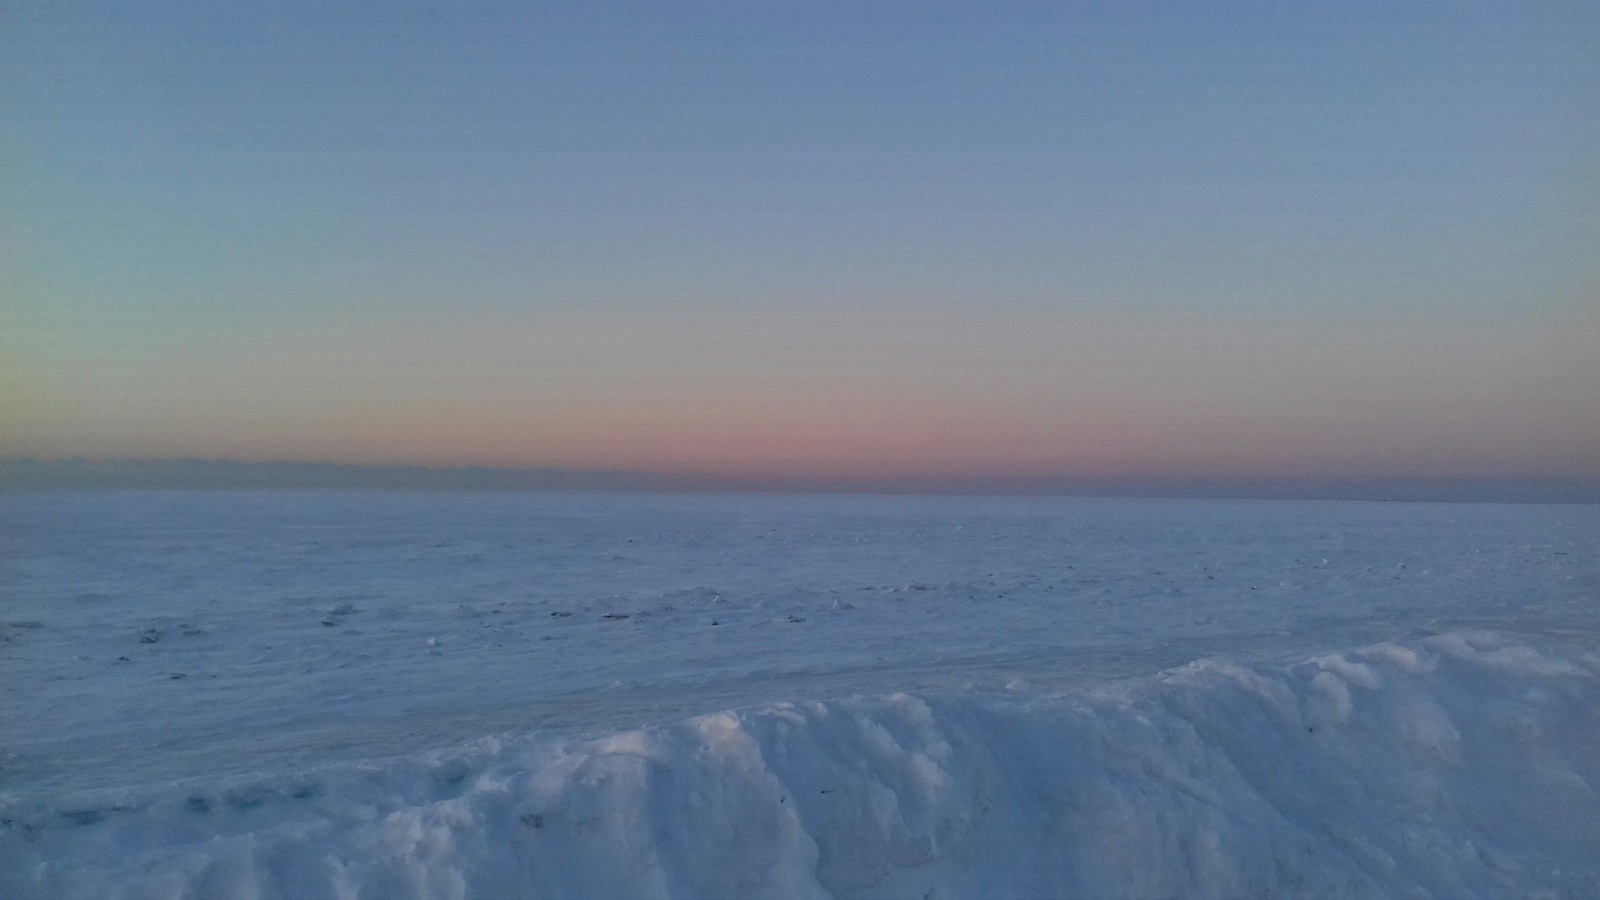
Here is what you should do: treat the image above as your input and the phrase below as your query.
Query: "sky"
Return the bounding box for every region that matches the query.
[4,2,1597,497]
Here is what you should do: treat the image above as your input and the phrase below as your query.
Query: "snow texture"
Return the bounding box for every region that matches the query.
[5,631,1599,899]
[2,491,1596,898]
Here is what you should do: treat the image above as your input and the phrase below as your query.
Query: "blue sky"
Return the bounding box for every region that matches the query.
[4,2,1596,495]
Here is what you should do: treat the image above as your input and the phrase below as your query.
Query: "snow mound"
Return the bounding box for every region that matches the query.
[5,631,1597,900]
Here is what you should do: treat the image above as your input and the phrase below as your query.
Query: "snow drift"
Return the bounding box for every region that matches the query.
[5,630,1598,900]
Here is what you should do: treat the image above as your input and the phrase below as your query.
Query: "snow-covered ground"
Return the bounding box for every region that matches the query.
[2,490,1597,897]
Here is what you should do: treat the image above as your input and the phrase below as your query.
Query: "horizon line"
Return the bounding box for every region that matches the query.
[3,456,1596,505]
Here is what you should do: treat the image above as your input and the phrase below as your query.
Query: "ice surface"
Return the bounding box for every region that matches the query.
[2,491,1597,897]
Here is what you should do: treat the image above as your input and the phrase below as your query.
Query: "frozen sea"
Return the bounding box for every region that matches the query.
[2,490,1598,898]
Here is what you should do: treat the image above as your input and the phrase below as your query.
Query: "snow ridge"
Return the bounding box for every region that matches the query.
[5,630,1597,899]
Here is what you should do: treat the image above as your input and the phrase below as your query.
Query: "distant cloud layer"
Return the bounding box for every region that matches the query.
[0,458,650,492]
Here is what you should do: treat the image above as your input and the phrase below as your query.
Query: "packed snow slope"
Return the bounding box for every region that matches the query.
[2,491,1597,897]
[5,630,1599,899]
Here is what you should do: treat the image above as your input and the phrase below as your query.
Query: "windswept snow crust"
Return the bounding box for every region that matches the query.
[5,630,1598,900]
[3,492,1596,897]
[4,492,1595,795]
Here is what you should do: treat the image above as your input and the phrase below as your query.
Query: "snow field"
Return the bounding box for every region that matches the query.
[5,491,1594,796]
[5,630,1597,899]
[3,491,1595,897]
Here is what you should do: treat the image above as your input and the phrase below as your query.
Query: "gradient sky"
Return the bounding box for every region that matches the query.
[4,2,1597,493]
